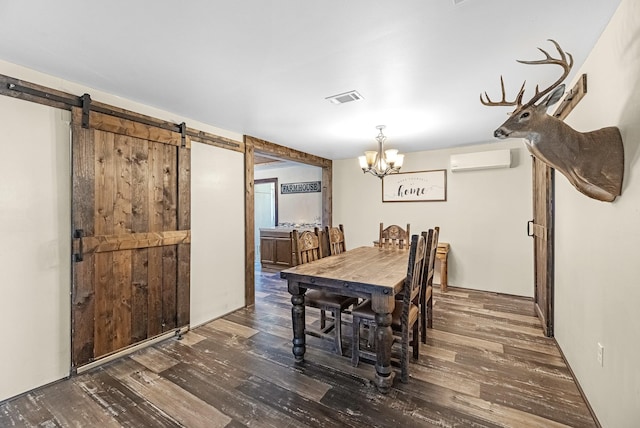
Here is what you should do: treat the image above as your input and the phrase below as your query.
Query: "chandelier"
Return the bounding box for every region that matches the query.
[358,125,404,178]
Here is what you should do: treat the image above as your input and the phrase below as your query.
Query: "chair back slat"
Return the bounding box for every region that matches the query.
[292,228,323,265]
[403,234,425,307]
[420,228,439,290]
[379,223,410,249]
[325,224,346,256]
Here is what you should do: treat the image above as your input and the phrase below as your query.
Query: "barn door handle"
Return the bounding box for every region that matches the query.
[74,229,84,262]
[527,220,534,237]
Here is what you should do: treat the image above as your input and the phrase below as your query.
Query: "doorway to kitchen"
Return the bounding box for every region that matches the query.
[244,135,332,306]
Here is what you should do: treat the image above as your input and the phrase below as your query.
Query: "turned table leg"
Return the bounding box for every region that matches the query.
[371,290,397,393]
[373,311,395,392]
[289,281,306,362]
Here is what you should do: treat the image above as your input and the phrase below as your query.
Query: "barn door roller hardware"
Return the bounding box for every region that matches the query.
[81,93,91,128]
[179,122,187,148]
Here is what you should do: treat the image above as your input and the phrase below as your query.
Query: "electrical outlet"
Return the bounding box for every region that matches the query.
[597,343,604,367]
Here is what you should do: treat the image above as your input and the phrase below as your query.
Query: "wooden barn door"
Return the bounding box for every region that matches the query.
[530,156,554,337]
[71,107,191,369]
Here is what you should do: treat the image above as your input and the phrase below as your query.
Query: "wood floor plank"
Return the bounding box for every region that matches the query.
[0,394,59,427]
[77,370,182,427]
[207,317,259,338]
[160,362,309,428]
[408,363,482,397]
[318,373,495,428]
[235,374,366,428]
[452,394,578,428]
[503,344,566,367]
[33,379,121,427]
[223,309,294,340]
[435,301,545,333]
[106,359,232,428]
[130,345,180,373]
[418,343,457,362]
[193,331,332,402]
[156,340,248,389]
[427,328,505,353]
[177,329,207,346]
[479,382,597,428]
[447,301,543,325]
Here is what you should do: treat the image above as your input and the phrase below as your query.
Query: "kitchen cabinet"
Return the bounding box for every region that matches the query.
[260,226,325,270]
[260,228,295,270]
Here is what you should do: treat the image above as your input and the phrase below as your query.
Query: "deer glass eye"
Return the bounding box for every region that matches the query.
[520,112,530,119]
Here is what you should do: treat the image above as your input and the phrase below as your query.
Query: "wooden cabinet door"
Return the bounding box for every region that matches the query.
[71,108,190,368]
[260,238,276,264]
[275,238,292,266]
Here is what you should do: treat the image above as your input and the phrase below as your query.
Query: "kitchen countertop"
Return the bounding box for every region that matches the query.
[260,224,321,232]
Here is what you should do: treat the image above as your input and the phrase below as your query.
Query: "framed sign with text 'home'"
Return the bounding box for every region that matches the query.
[382,169,447,202]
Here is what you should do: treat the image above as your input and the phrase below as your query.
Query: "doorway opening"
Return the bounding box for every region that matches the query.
[244,135,332,307]
[254,178,278,264]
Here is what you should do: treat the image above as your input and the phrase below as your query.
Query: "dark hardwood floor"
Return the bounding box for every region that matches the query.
[0,268,597,427]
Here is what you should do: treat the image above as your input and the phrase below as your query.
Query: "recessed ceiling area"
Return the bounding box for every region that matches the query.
[0,1,622,160]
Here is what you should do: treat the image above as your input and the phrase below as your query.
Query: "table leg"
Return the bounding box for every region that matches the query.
[374,311,395,392]
[440,256,448,293]
[289,281,306,362]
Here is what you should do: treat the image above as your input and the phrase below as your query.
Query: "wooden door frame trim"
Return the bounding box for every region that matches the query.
[532,158,555,337]
[244,135,332,306]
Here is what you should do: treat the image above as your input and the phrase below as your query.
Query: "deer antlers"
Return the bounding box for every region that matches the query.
[480,39,574,109]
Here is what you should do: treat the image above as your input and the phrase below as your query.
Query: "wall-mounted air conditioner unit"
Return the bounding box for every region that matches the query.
[450,149,512,172]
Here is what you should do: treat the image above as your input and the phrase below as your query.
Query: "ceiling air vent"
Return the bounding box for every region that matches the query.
[325,90,363,105]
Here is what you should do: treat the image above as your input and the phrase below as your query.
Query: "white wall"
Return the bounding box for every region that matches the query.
[0,96,71,401]
[553,0,640,425]
[334,139,534,297]
[0,60,246,401]
[190,143,245,327]
[255,163,322,225]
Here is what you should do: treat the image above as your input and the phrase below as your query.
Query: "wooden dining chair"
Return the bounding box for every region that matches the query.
[292,228,323,265]
[291,228,357,356]
[420,227,439,343]
[325,224,346,256]
[379,223,411,249]
[351,234,426,383]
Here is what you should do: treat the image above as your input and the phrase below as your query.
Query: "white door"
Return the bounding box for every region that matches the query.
[254,180,276,259]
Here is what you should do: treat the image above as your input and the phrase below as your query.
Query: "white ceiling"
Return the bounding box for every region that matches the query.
[0,0,621,160]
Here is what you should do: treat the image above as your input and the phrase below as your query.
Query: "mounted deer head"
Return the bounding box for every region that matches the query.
[481,39,624,202]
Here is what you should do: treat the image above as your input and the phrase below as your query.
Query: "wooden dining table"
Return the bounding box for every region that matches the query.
[280,245,410,393]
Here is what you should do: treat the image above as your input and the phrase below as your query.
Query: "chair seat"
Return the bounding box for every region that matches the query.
[306,290,357,309]
[304,290,356,357]
[423,285,432,301]
[351,299,419,330]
